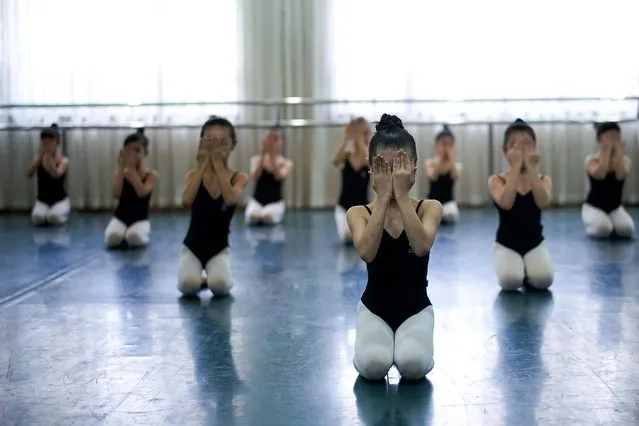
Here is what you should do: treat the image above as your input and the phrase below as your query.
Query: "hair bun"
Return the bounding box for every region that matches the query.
[514,118,526,124]
[442,124,450,132]
[208,115,217,120]
[375,114,404,132]
[136,127,145,135]
[51,123,58,129]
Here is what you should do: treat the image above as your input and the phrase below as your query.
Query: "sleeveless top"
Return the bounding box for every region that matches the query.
[585,172,625,213]
[114,173,152,226]
[338,160,370,210]
[494,187,544,256]
[183,174,238,265]
[253,170,282,205]
[36,164,67,206]
[428,172,454,203]
[361,200,431,332]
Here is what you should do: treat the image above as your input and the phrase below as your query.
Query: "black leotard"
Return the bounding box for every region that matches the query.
[338,160,370,210]
[253,170,282,205]
[494,186,544,256]
[114,174,152,226]
[427,173,454,204]
[585,172,624,213]
[360,200,431,332]
[36,164,67,206]
[183,174,238,265]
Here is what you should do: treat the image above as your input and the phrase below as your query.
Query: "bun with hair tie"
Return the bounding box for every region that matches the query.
[209,115,218,120]
[51,123,59,129]
[136,128,145,135]
[442,124,450,132]
[514,118,526,124]
[376,114,404,132]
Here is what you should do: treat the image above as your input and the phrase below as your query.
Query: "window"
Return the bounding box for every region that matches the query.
[327,0,639,121]
[1,0,239,124]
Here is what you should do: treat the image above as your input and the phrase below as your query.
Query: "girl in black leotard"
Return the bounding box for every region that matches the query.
[347,114,443,382]
[424,125,463,223]
[245,126,293,226]
[104,129,158,249]
[333,117,371,242]
[26,123,70,226]
[178,116,249,297]
[581,122,634,239]
[488,119,553,291]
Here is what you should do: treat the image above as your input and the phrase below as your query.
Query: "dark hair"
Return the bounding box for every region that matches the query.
[40,123,60,142]
[435,124,454,141]
[503,118,536,148]
[200,115,237,146]
[123,128,149,148]
[369,114,417,165]
[593,121,621,139]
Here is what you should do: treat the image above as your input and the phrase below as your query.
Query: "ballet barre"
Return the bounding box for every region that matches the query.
[0,118,637,131]
[0,96,637,109]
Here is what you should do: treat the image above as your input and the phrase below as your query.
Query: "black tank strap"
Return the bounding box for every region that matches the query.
[364,205,372,215]
[416,199,424,212]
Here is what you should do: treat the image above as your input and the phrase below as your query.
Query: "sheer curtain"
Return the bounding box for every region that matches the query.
[0,0,240,209]
[326,0,639,205]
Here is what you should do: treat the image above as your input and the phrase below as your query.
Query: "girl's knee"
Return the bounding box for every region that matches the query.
[206,272,233,297]
[526,273,553,290]
[353,346,393,381]
[497,271,524,291]
[105,231,125,248]
[614,222,635,239]
[178,276,203,296]
[32,213,46,226]
[395,343,434,380]
[587,221,613,238]
[125,229,148,247]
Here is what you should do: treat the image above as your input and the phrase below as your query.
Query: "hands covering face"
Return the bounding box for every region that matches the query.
[370,149,415,201]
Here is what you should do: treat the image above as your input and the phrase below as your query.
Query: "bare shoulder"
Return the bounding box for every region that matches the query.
[488,173,504,187]
[418,198,443,218]
[346,204,369,221]
[623,155,632,166]
[232,171,249,185]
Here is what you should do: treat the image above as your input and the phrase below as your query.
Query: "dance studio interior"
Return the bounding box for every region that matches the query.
[1,1,639,425]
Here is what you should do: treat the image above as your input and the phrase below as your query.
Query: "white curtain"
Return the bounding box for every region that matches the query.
[1,0,638,210]
[0,0,240,209]
[325,0,639,205]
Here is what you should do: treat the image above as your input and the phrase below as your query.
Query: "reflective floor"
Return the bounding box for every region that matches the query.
[0,208,638,426]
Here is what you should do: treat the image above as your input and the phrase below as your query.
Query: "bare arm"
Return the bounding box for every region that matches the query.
[182,163,208,207]
[425,159,438,181]
[612,154,631,180]
[449,162,463,180]
[396,198,442,257]
[212,162,247,205]
[26,154,43,178]
[272,158,293,181]
[47,157,68,178]
[586,153,611,180]
[112,168,125,198]
[124,169,158,198]
[489,168,521,210]
[347,203,389,263]
[250,155,266,180]
[528,174,552,209]
[331,136,350,167]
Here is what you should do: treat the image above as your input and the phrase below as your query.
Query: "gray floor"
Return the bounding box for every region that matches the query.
[0,208,638,425]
